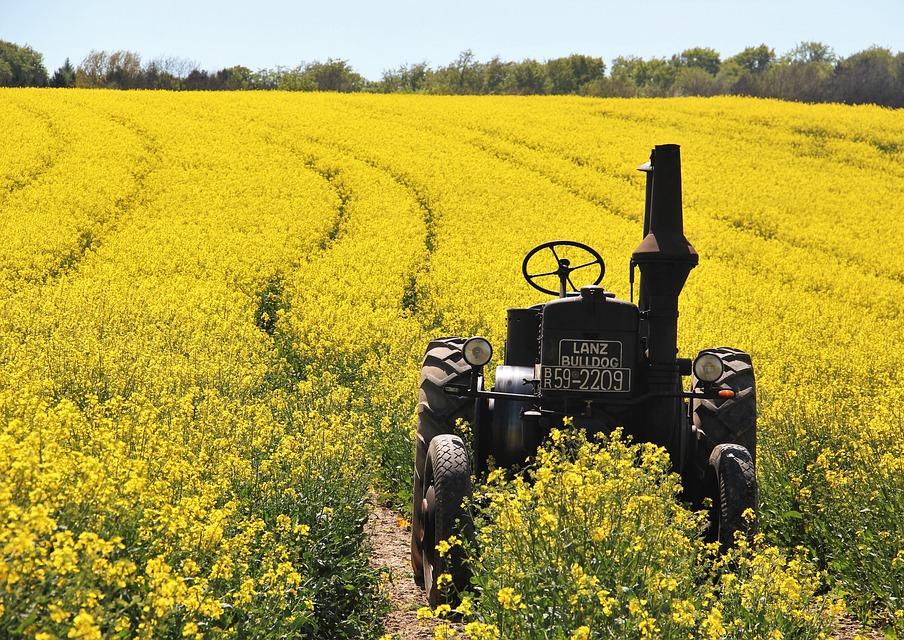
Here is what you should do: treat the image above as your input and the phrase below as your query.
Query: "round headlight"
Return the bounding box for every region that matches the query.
[463,336,493,367]
[693,353,723,383]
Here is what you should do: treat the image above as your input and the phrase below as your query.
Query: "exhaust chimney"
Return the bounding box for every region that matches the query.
[632,144,698,365]
[631,144,698,452]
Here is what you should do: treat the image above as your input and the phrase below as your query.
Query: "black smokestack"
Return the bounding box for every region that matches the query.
[632,144,698,365]
[639,160,653,237]
[631,144,698,453]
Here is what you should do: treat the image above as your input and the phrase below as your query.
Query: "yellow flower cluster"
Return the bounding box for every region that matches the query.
[0,90,393,638]
[458,428,841,639]
[0,89,901,636]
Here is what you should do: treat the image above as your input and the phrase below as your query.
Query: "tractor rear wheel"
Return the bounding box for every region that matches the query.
[421,434,473,606]
[411,338,474,587]
[691,347,757,462]
[707,443,758,549]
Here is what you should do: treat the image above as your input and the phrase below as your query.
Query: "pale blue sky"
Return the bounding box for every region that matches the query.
[2,0,902,80]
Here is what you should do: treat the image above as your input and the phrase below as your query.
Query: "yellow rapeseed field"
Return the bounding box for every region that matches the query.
[0,89,901,639]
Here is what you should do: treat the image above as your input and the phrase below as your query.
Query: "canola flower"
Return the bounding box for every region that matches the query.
[0,89,901,637]
[450,428,842,639]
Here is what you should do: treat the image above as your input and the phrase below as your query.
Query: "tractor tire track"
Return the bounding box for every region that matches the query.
[295,132,443,330]
[832,615,885,640]
[339,99,640,225]
[349,99,904,288]
[231,126,356,382]
[253,129,443,630]
[34,107,163,287]
[258,132,353,254]
[464,113,904,286]
[0,98,66,209]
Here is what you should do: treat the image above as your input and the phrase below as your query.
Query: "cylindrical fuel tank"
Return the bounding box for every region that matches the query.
[491,365,538,467]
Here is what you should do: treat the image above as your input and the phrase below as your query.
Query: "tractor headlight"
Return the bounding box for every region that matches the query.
[693,353,723,383]
[463,336,493,367]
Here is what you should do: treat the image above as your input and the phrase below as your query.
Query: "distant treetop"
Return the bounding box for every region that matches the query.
[1,40,902,108]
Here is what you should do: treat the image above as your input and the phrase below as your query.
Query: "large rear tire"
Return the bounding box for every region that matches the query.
[707,443,758,549]
[411,338,474,586]
[421,434,472,606]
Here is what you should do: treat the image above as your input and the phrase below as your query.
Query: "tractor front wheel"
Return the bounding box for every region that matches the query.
[420,434,472,606]
[707,443,758,549]
[411,338,474,587]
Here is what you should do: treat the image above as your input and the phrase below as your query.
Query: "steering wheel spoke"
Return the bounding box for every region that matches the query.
[570,258,602,271]
[521,240,605,297]
[526,269,560,279]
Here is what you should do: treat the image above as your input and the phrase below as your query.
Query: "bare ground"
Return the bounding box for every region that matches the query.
[366,497,435,640]
[365,499,887,640]
[833,614,886,640]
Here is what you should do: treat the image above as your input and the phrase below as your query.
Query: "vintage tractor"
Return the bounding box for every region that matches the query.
[411,144,758,605]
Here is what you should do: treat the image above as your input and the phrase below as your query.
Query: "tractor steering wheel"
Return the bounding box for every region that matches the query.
[522,240,605,297]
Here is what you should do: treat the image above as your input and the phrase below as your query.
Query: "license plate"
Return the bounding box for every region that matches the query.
[541,339,631,393]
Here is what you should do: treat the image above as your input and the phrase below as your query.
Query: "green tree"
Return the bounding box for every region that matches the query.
[759,42,836,102]
[426,50,485,94]
[502,59,550,94]
[215,65,255,90]
[75,50,107,87]
[759,59,832,102]
[275,65,315,91]
[715,60,752,94]
[76,50,142,88]
[106,50,142,88]
[644,58,678,96]
[785,41,836,65]
[832,47,899,106]
[183,69,212,90]
[610,55,676,96]
[582,76,636,97]
[50,58,76,87]
[546,54,605,94]
[730,45,775,74]
[0,40,49,86]
[896,52,904,107]
[446,50,483,93]
[142,56,197,89]
[672,47,721,75]
[303,59,365,92]
[482,56,509,94]
[673,66,719,96]
[378,62,429,93]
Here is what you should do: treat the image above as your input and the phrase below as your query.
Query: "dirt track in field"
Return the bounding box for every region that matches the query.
[366,499,435,640]
[365,499,885,640]
[834,615,885,640]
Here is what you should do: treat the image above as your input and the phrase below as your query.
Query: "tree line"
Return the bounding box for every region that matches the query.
[2,39,903,107]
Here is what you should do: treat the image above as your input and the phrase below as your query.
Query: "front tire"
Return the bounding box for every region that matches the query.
[421,434,472,606]
[707,443,758,549]
[411,338,474,586]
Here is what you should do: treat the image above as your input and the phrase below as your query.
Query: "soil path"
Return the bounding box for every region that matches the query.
[834,614,885,640]
[366,498,435,640]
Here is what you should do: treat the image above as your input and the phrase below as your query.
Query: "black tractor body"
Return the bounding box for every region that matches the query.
[412,144,758,604]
